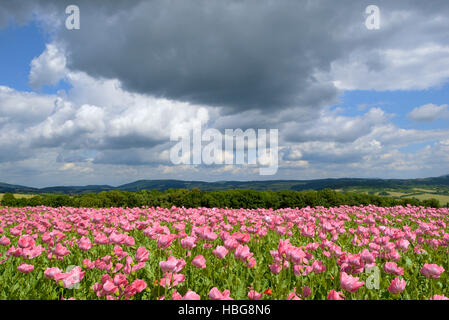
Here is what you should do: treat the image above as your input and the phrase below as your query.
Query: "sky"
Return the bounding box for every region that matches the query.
[0,0,448,188]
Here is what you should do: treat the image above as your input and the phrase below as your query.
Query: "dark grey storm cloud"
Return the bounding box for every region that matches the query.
[0,0,365,112]
[55,0,345,112]
[53,0,449,113]
[2,0,449,114]
[0,0,35,28]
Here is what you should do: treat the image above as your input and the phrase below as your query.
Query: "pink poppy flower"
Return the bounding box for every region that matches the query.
[421,264,445,279]
[183,290,201,300]
[135,246,149,262]
[312,260,326,274]
[172,290,183,300]
[180,236,197,250]
[0,236,10,246]
[328,289,345,300]
[78,236,92,251]
[160,273,185,289]
[287,291,301,300]
[388,277,406,295]
[192,255,206,268]
[396,239,410,252]
[287,288,301,300]
[17,235,35,248]
[44,267,62,279]
[212,246,228,259]
[130,279,147,293]
[113,246,128,260]
[269,263,282,275]
[54,243,70,257]
[430,294,449,300]
[131,262,146,272]
[360,249,375,264]
[103,280,118,295]
[293,264,312,276]
[10,228,21,236]
[61,267,85,289]
[113,273,128,287]
[94,233,108,245]
[233,232,251,244]
[22,245,45,259]
[224,237,239,251]
[286,247,306,264]
[340,272,364,293]
[82,259,95,270]
[384,262,404,276]
[17,263,34,273]
[209,287,233,300]
[113,263,124,273]
[124,236,135,246]
[157,234,177,249]
[302,286,312,298]
[247,257,257,268]
[160,256,185,273]
[234,245,253,261]
[109,232,126,245]
[248,290,263,300]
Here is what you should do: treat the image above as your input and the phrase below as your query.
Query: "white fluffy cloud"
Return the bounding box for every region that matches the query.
[29,43,67,89]
[319,45,449,91]
[0,86,56,124]
[283,107,390,144]
[407,104,449,122]
[0,58,212,166]
[2,58,449,184]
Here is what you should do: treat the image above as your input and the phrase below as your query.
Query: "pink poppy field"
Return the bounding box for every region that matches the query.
[0,205,448,300]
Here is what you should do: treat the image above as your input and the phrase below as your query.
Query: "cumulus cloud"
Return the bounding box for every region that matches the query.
[322,45,449,91]
[282,107,392,143]
[29,43,67,89]
[0,86,57,124]
[1,1,449,185]
[0,71,211,162]
[407,104,449,122]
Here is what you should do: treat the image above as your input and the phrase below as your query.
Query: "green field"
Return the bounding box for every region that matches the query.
[411,193,449,204]
[337,186,449,207]
[0,193,35,200]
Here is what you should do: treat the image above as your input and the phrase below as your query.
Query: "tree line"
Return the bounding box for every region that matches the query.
[0,188,443,209]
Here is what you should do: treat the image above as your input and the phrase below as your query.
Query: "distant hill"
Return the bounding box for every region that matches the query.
[116,179,304,192]
[40,185,115,194]
[1,175,449,195]
[291,176,449,190]
[115,176,449,192]
[0,182,39,194]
